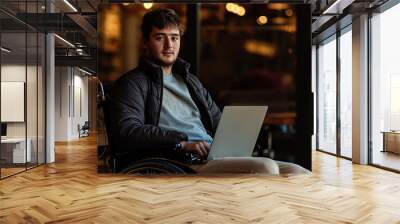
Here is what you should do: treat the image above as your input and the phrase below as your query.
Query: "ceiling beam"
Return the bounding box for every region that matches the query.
[67,13,97,38]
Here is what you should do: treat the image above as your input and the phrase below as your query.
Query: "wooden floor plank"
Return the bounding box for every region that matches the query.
[1,135,400,223]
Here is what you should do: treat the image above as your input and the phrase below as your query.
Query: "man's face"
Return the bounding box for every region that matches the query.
[145,25,181,67]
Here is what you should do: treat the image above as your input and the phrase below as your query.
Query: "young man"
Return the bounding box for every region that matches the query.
[109,8,308,175]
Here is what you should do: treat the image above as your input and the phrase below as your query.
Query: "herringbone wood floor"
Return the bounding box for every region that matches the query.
[1,135,400,223]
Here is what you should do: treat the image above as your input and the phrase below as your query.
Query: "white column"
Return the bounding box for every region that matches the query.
[46,33,55,163]
[45,0,55,163]
[352,14,369,164]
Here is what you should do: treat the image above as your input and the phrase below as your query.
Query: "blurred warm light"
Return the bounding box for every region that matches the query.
[232,4,239,14]
[143,3,153,9]
[226,3,245,16]
[226,3,234,11]
[257,16,268,25]
[285,9,293,17]
[104,12,120,39]
[271,17,287,25]
[282,74,294,87]
[268,3,289,10]
[122,3,130,6]
[238,7,246,16]
[244,40,276,57]
[103,6,121,52]
[280,25,297,33]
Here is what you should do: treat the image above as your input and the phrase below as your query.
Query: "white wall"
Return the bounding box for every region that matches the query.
[1,65,39,138]
[1,65,26,129]
[1,64,46,164]
[1,65,26,81]
[55,66,70,141]
[55,67,89,141]
[71,72,89,138]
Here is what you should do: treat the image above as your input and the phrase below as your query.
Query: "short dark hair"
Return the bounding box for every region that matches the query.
[141,8,183,40]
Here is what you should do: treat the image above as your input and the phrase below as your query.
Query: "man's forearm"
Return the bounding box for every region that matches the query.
[119,124,188,150]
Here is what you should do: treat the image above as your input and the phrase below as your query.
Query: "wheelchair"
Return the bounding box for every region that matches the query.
[97,81,196,175]
[118,157,196,174]
[78,121,90,138]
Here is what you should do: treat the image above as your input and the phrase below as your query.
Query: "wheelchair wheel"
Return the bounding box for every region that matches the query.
[121,158,195,175]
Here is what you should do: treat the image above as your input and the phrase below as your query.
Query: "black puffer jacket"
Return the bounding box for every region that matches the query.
[109,57,221,163]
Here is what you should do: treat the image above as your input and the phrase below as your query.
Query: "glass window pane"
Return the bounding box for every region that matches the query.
[1,31,27,177]
[371,3,400,171]
[1,1,46,179]
[317,37,337,154]
[27,31,38,169]
[340,29,352,158]
[38,33,45,165]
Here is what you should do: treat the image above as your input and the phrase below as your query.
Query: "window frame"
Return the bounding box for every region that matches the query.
[315,23,353,160]
[368,0,400,172]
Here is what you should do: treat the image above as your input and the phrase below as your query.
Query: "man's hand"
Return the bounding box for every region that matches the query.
[180,141,210,159]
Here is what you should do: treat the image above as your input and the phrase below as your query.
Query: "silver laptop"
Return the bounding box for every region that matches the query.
[207,106,268,160]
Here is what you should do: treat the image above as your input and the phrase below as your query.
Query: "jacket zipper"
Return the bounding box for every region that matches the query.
[185,78,213,133]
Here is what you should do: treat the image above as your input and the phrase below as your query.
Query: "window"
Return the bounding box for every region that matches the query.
[0,1,47,179]
[339,29,352,158]
[317,37,337,154]
[371,2,400,171]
